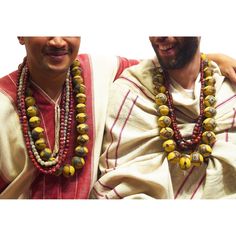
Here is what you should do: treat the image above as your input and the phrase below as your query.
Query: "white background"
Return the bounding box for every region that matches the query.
[1,0,236,236]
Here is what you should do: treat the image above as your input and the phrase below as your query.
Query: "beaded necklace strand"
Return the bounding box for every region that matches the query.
[17,58,89,177]
[153,54,217,170]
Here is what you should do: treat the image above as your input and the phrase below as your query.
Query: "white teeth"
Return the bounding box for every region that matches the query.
[159,44,173,51]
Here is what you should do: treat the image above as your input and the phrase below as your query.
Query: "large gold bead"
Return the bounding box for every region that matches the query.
[155,93,167,105]
[204,85,216,96]
[204,67,213,77]
[77,134,89,144]
[77,124,89,134]
[190,152,204,167]
[202,131,216,145]
[153,73,164,84]
[72,156,85,169]
[163,139,176,152]
[40,148,52,161]
[29,116,41,128]
[35,138,47,151]
[72,60,80,67]
[198,144,212,157]
[204,95,216,107]
[160,127,174,140]
[76,93,86,104]
[76,103,86,113]
[73,75,84,85]
[154,84,166,93]
[157,105,169,116]
[74,83,86,94]
[204,107,217,118]
[76,113,87,123]
[27,106,38,117]
[63,165,75,178]
[179,156,191,170]
[25,96,36,107]
[203,118,216,131]
[167,150,181,163]
[205,76,216,86]
[32,127,44,140]
[75,145,89,157]
[158,116,171,128]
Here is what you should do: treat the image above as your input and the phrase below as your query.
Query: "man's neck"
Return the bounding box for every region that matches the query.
[167,51,201,90]
[29,69,67,102]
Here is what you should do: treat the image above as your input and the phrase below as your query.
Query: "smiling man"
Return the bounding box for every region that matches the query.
[92,37,236,199]
[0,37,138,199]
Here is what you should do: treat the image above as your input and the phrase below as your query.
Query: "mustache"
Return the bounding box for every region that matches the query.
[43,46,71,55]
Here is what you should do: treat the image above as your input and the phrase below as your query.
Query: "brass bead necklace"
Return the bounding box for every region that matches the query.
[17,58,89,177]
[153,54,217,170]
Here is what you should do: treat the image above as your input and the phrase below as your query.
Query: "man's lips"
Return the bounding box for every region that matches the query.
[44,47,69,56]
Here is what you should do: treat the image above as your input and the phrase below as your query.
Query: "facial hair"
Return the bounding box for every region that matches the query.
[154,37,199,70]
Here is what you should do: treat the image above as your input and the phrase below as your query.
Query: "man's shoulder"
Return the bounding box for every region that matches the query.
[0,70,18,102]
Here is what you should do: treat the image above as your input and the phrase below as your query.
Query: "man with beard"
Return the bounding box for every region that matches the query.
[92,37,236,199]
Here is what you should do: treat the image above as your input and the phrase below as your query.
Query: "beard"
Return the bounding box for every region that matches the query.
[153,37,200,70]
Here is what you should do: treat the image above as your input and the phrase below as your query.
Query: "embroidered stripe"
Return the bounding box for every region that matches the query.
[190,174,206,199]
[174,166,195,199]
[105,90,131,169]
[115,95,139,167]
[118,76,154,101]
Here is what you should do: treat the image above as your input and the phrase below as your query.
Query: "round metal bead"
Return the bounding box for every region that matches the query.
[163,139,176,152]
[155,93,167,105]
[204,107,217,118]
[77,124,89,134]
[158,116,171,128]
[72,156,85,169]
[204,95,216,107]
[157,85,166,93]
[35,138,47,151]
[204,67,213,77]
[190,152,204,167]
[27,106,38,117]
[204,85,216,96]
[75,145,88,157]
[29,116,41,128]
[76,93,86,104]
[73,75,84,85]
[77,134,89,144]
[198,144,212,157]
[76,113,87,123]
[167,150,181,163]
[179,156,191,170]
[32,127,44,140]
[76,103,86,113]
[203,118,216,131]
[62,164,75,178]
[205,76,216,86]
[40,148,52,161]
[74,83,86,94]
[25,96,36,107]
[202,131,216,145]
[157,105,169,116]
[159,127,174,140]
[153,73,164,84]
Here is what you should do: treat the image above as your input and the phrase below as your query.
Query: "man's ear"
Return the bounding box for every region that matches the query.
[18,37,25,45]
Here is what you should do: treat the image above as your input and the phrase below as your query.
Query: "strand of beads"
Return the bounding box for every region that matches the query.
[153,54,217,170]
[17,59,89,177]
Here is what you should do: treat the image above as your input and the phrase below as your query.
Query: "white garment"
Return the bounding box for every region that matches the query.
[92,58,236,199]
